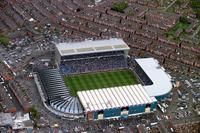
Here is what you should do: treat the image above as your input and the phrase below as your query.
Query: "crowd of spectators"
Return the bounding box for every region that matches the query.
[60,51,127,74]
[60,56,127,74]
[61,51,125,61]
[130,60,153,85]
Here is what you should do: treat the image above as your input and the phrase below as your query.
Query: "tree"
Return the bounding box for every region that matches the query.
[111,1,128,13]
[190,0,200,18]
[190,0,200,9]
[195,10,200,18]
[30,106,40,120]
[0,34,9,46]
[175,0,181,7]
[179,16,190,24]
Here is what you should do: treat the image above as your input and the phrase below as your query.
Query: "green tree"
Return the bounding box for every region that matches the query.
[195,10,200,18]
[0,35,9,46]
[30,106,40,120]
[190,0,200,18]
[175,0,181,7]
[111,1,128,13]
[179,16,190,24]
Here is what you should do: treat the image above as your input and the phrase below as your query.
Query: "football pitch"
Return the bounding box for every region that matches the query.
[64,69,138,96]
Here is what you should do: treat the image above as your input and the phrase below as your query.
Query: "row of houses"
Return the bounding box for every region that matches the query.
[64,7,200,70]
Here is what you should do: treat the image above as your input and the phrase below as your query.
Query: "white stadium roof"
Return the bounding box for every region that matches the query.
[55,38,130,56]
[77,84,156,112]
[135,58,172,97]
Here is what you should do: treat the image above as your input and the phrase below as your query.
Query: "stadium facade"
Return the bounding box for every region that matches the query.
[34,38,172,120]
[77,85,157,120]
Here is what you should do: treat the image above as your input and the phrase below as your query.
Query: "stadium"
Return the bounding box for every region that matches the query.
[34,38,172,120]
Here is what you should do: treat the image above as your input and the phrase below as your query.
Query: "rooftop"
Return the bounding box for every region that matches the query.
[0,113,13,126]
[12,112,32,130]
[77,84,157,112]
[135,58,172,97]
[55,38,130,56]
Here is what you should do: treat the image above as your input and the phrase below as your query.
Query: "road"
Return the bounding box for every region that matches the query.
[2,82,23,111]
[165,0,177,11]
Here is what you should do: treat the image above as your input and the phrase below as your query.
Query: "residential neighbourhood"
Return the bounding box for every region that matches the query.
[0,0,200,132]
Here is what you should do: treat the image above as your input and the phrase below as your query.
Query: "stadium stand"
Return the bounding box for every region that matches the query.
[37,69,83,115]
[135,58,172,99]
[60,51,125,61]
[60,52,127,74]
[128,58,153,85]
[134,61,153,85]
[55,38,130,75]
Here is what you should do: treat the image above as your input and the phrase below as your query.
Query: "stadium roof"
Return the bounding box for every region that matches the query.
[55,38,130,56]
[77,84,156,112]
[135,58,172,97]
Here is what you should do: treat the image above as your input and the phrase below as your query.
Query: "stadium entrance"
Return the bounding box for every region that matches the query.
[145,104,151,113]
[98,110,104,120]
[121,107,129,115]
[120,107,129,119]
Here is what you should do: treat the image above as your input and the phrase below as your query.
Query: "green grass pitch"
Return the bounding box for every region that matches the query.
[64,69,138,96]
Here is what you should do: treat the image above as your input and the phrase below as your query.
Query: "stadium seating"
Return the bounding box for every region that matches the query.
[38,69,83,115]
[61,51,125,61]
[132,61,153,85]
[60,51,127,74]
